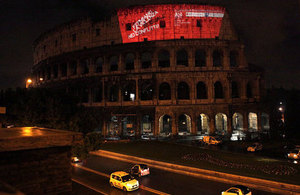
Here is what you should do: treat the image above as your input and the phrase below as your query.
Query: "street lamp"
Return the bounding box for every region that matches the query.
[26,78,32,88]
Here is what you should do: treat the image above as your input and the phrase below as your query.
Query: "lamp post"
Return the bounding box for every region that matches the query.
[278,102,285,138]
[26,78,32,88]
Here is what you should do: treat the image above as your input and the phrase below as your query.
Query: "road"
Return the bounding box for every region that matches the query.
[72,154,278,195]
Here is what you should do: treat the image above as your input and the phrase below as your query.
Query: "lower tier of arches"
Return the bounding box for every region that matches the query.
[94,105,269,137]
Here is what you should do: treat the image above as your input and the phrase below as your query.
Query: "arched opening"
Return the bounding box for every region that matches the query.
[141,52,152,69]
[95,57,103,73]
[178,114,191,135]
[215,113,227,135]
[123,81,136,101]
[247,82,253,98]
[195,49,206,67]
[197,114,209,135]
[122,116,135,137]
[213,50,222,67]
[214,81,224,99]
[159,82,171,100]
[81,59,89,74]
[140,80,154,100]
[61,63,67,77]
[176,49,188,66]
[177,82,190,100]
[232,113,243,130]
[141,115,153,135]
[70,61,77,75]
[159,115,172,136]
[109,55,118,71]
[108,85,118,102]
[92,84,102,102]
[107,116,119,137]
[248,112,258,132]
[230,51,238,67]
[46,67,51,80]
[197,82,207,99]
[53,64,58,78]
[125,53,135,70]
[231,81,239,98]
[158,50,170,67]
[261,112,270,130]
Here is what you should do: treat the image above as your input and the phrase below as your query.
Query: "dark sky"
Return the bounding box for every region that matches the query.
[0,0,299,90]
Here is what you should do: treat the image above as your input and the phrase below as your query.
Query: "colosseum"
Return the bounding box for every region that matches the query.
[31,4,270,139]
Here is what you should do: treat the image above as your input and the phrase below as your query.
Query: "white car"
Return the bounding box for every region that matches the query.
[222,185,252,195]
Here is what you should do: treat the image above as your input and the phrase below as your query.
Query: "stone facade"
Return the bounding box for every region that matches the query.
[31,5,269,137]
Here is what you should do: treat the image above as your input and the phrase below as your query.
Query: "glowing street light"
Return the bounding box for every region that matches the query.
[26,78,32,88]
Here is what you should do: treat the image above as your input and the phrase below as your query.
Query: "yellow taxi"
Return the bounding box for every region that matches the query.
[222,185,252,195]
[109,171,139,191]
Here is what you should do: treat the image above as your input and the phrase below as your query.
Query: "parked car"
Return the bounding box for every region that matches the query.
[201,136,222,145]
[222,185,252,195]
[130,164,150,177]
[109,171,139,191]
[247,142,263,152]
[287,149,300,160]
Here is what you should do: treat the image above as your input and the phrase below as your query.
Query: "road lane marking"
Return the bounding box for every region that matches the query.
[72,163,170,195]
[72,178,109,195]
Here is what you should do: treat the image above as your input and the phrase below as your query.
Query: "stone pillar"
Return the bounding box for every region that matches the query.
[170,48,176,69]
[227,114,232,134]
[154,112,159,136]
[171,80,177,104]
[208,76,214,102]
[191,112,197,135]
[188,48,194,67]
[241,80,247,100]
[223,48,230,70]
[172,113,177,136]
[243,112,249,131]
[206,48,213,68]
[135,51,140,71]
[67,62,71,76]
[135,79,139,101]
[209,116,215,134]
[119,54,124,72]
[102,119,107,137]
[257,111,262,131]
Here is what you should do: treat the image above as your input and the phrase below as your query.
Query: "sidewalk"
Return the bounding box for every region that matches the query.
[91,149,300,195]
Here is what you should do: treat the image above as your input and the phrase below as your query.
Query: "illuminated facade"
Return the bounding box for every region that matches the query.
[31,4,269,137]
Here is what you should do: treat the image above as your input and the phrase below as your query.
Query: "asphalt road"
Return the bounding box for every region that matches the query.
[72,154,278,195]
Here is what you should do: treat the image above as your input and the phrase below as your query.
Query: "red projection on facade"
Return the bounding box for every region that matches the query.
[117,4,225,43]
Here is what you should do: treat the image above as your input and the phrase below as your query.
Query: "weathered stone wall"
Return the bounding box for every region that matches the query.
[0,146,72,195]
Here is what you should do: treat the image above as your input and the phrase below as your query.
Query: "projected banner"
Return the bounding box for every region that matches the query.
[117,4,225,43]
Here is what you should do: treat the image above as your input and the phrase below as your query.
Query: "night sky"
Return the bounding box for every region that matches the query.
[0,0,299,90]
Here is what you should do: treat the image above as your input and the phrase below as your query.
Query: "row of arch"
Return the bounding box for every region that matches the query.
[106,112,270,136]
[36,48,241,81]
[84,80,256,103]
[158,112,269,135]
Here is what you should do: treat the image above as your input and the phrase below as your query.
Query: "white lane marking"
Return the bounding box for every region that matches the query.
[72,163,171,195]
[72,178,109,195]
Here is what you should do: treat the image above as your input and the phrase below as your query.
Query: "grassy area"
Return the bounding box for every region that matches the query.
[100,140,300,185]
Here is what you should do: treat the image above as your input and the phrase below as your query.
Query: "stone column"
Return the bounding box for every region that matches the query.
[172,112,177,136]
[135,78,139,102]
[257,111,262,131]
[76,60,81,76]
[169,48,176,70]
[223,48,230,70]
[191,112,197,135]
[206,47,213,68]
[188,48,194,67]
[227,114,233,134]
[209,116,215,134]
[135,51,140,71]
[243,112,248,131]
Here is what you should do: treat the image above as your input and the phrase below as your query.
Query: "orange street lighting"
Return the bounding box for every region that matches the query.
[26,78,32,88]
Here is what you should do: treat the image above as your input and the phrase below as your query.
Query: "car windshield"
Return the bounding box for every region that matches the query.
[234,185,250,194]
[290,150,299,153]
[139,164,148,170]
[122,175,133,182]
